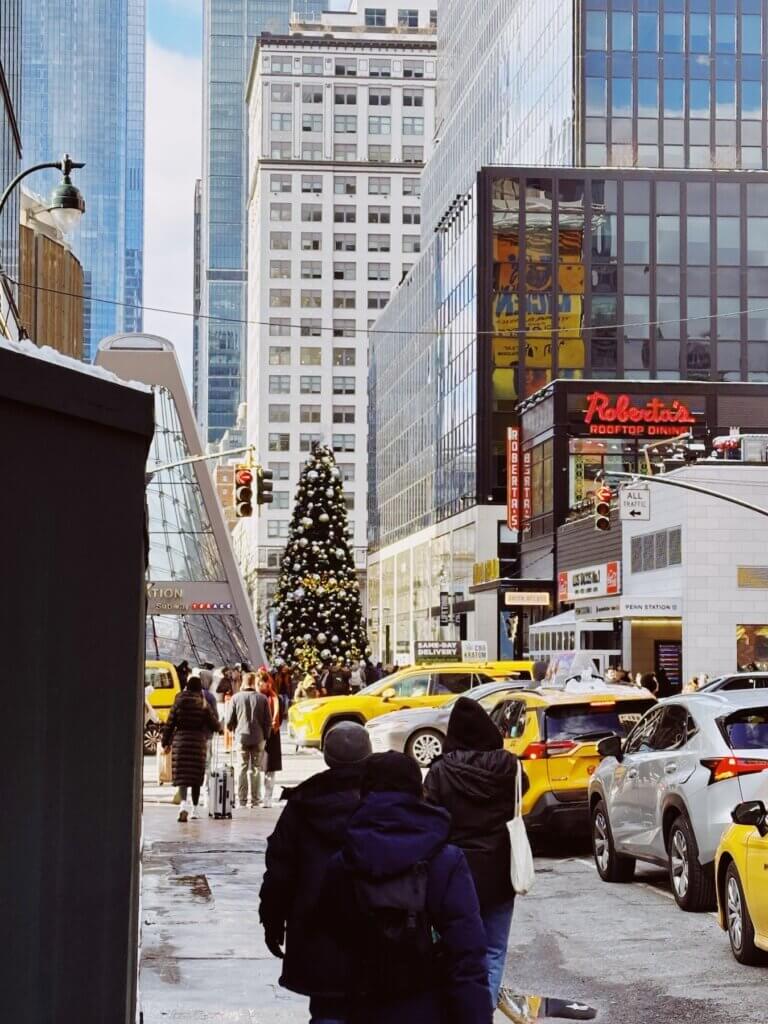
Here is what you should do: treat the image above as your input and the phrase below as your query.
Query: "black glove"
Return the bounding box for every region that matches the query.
[264,922,285,959]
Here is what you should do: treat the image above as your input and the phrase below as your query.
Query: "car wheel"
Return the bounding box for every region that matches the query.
[407,729,444,767]
[592,800,635,882]
[143,722,162,756]
[668,815,716,912]
[725,862,767,965]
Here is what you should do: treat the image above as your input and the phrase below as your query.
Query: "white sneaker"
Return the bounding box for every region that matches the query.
[190,805,199,820]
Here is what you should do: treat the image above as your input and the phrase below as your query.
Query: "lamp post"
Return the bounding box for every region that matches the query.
[0,153,86,233]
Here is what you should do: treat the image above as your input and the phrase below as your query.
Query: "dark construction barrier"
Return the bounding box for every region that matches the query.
[0,343,154,1024]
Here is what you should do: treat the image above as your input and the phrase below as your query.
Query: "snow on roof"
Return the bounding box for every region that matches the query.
[0,334,151,393]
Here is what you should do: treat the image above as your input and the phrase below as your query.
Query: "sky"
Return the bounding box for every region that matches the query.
[144,0,203,387]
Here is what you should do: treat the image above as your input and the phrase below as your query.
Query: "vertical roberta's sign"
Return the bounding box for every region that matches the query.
[507,426,520,530]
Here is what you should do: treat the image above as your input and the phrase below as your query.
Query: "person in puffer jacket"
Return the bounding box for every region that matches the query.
[324,751,493,1024]
[424,697,529,1008]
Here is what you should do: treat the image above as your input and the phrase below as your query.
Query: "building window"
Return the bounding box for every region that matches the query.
[403,89,424,107]
[270,260,291,279]
[368,206,390,224]
[300,433,323,452]
[334,205,357,223]
[335,58,357,76]
[368,176,391,196]
[300,404,322,423]
[302,142,323,160]
[333,405,356,424]
[402,145,424,163]
[270,231,291,250]
[300,318,321,337]
[334,143,357,161]
[333,347,356,366]
[272,83,292,103]
[302,85,323,103]
[270,141,292,159]
[301,232,321,251]
[267,520,290,539]
[301,204,322,222]
[339,463,355,482]
[300,261,322,279]
[398,8,419,27]
[343,493,355,511]
[270,56,293,74]
[333,376,356,395]
[335,86,357,105]
[332,433,356,452]
[301,175,323,194]
[273,491,289,510]
[300,375,321,394]
[368,262,390,280]
[402,207,420,225]
[369,115,391,135]
[368,290,389,309]
[333,319,355,338]
[269,375,291,394]
[402,116,424,135]
[631,528,682,573]
[268,433,290,452]
[403,60,424,78]
[402,235,420,253]
[270,173,291,193]
[269,404,290,422]
[302,56,324,75]
[368,233,391,252]
[369,88,391,106]
[268,463,290,481]
[334,262,356,281]
[334,176,356,196]
[271,112,292,131]
[270,203,291,222]
[368,144,391,162]
[270,289,291,307]
[269,346,291,365]
[300,289,322,308]
[403,177,421,196]
[334,114,357,133]
[334,290,356,309]
[269,319,290,337]
[369,58,392,78]
[334,233,356,252]
[365,7,386,26]
[300,347,322,365]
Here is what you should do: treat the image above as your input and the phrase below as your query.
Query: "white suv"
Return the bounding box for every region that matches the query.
[589,691,768,912]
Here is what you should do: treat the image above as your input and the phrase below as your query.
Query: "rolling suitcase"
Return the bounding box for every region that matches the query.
[208,737,235,818]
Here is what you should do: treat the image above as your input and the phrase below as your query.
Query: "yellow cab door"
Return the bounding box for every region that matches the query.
[146,663,180,722]
[375,670,435,714]
[746,828,768,943]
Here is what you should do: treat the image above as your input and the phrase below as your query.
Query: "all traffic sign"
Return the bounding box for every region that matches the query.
[619,485,651,521]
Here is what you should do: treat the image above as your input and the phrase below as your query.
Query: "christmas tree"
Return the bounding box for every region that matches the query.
[273,443,368,671]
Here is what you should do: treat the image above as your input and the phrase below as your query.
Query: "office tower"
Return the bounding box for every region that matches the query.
[21,0,145,360]
[0,0,23,338]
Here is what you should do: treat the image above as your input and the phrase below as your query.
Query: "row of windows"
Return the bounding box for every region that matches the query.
[585,76,764,120]
[616,214,768,267]
[267,515,357,539]
[269,252,418,282]
[267,56,426,79]
[270,203,416,223]
[267,141,425,162]
[272,84,425,106]
[269,374,356,395]
[267,490,356,511]
[268,317,359,338]
[269,345,357,366]
[271,112,425,134]
[586,9,763,56]
[268,461,355,484]
[268,432,358,453]
[269,174,421,196]
[268,403,357,424]
[363,7,436,29]
[269,288,391,309]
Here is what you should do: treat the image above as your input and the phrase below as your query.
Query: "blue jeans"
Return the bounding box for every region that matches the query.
[309,996,347,1024]
[481,899,515,1007]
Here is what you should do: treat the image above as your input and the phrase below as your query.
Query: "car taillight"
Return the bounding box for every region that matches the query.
[521,739,578,759]
[701,756,768,784]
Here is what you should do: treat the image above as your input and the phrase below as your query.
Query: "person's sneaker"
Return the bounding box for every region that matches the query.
[177,808,188,823]
[190,805,199,820]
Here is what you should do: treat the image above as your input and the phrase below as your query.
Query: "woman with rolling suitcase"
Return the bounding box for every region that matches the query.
[162,675,223,822]
[258,668,283,808]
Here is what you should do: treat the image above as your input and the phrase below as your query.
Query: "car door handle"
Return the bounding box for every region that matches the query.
[626,769,639,780]
[664,763,678,774]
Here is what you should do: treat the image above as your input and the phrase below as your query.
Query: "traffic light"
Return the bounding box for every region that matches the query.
[594,484,612,532]
[234,464,254,518]
[256,466,274,506]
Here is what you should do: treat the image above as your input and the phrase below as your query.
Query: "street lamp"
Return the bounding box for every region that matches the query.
[0,153,85,236]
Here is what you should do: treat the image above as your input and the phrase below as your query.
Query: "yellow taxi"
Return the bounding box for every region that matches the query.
[716,800,768,964]
[145,660,181,723]
[487,683,656,835]
[288,661,534,749]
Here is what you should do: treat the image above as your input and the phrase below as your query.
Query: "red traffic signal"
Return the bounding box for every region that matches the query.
[234,464,253,518]
[235,468,253,487]
[594,484,612,532]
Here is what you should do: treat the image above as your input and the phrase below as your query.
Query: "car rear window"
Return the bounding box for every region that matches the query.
[724,709,768,750]
[146,669,173,689]
[545,700,656,742]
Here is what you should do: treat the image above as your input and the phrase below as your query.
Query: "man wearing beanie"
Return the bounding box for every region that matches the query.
[259,721,372,1023]
[322,751,492,1024]
[424,697,529,1010]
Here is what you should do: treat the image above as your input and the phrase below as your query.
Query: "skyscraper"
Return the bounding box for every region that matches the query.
[0,0,23,326]
[196,0,323,445]
[21,0,145,360]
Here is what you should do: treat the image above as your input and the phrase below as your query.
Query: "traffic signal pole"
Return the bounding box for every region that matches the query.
[596,469,768,520]
[145,444,256,482]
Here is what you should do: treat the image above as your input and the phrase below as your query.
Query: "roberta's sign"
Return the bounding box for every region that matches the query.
[583,391,697,437]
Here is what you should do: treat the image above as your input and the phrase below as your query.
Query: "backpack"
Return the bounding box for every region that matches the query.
[348,861,442,999]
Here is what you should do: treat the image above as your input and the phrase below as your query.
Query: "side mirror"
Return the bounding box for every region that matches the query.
[381,687,396,702]
[732,800,768,836]
[597,734,623,762]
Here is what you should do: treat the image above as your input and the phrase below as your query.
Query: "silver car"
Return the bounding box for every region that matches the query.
[366,680,527,766]
[589,691,768,912]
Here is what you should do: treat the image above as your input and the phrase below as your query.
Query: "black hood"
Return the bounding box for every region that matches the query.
[444,696,503,754]
[438,748,518,802]
[286,763,364,841]
[343,791,451,879]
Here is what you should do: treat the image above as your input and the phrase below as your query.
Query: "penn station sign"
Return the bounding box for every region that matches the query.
[146,584,234,614]
[583,391,697,437]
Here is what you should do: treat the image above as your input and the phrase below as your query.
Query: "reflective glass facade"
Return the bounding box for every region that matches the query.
[0,0,22,289]
[21,0,144,361]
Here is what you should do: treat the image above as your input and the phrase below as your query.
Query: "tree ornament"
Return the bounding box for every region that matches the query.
[319,512,330,523]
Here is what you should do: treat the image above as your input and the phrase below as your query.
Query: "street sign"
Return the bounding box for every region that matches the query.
[619,485,651,521]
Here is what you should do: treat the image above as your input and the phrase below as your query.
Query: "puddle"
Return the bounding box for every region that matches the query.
[498,992,597,1022]
[171,874,213,901]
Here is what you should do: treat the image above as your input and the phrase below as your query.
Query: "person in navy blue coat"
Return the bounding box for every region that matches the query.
[324,752,493,1024]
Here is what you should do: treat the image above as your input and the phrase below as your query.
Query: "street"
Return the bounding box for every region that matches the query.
[139,743,764,1024]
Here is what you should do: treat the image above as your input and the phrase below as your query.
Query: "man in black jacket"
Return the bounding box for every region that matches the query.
[259,722,372,1023]
[424,697,529,1010]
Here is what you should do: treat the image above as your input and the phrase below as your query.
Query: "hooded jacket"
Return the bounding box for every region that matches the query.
[326,791,492,1024]
[259,763,365,998]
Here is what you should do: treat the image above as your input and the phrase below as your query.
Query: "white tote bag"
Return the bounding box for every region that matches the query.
[508,766,535,895]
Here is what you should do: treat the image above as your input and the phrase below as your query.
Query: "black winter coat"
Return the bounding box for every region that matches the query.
[259,764,365,998]
[162,690,221,787]
[424,749,528,910]
[325,791,492,1024]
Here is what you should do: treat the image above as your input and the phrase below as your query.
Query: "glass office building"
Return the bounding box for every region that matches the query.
[197,0,323,443]
[21,0,145,360]
[0,0,22,291]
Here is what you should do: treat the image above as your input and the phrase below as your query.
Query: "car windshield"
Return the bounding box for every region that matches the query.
[545,700,656,742]
[724,709,768,750]
[146,669,173,689]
